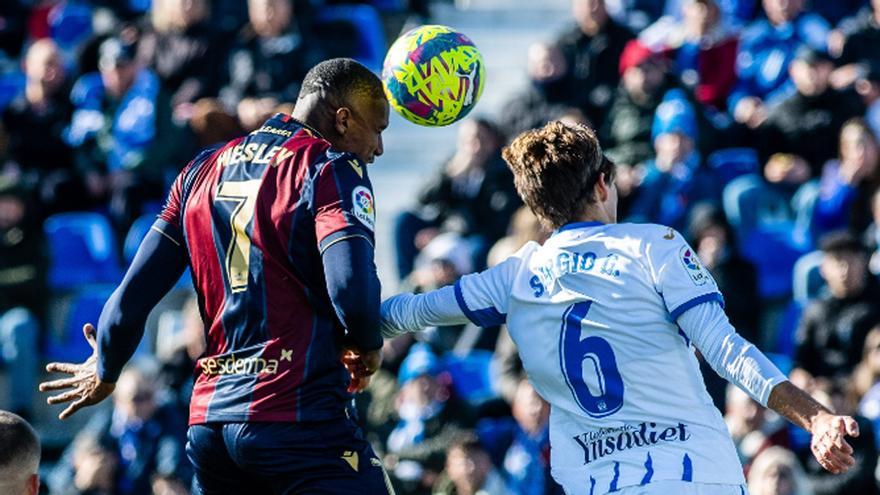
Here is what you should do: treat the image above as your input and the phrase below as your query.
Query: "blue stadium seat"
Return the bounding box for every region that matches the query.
[774,300,804,358]
[740,224,808,299]
[48,1,93,49]
[44,285,115,363]
[792,250,825,305]
[44,212,123,289]
[707,148,759,186]
[318,5,387,72]
[442,350,498,405]
[722,174,792,237]
[0,71,24,112]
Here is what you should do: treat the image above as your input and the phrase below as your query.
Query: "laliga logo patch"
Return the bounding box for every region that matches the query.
[680,246,708,286]
[352,186,375,230]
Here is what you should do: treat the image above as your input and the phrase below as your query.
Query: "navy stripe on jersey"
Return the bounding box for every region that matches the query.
[669,292,725,320]
[641,452,654,485]
[453,280,506,327]
[682,453,693,482]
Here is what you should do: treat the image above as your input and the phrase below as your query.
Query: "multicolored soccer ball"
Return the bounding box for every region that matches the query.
[382,25,485,127]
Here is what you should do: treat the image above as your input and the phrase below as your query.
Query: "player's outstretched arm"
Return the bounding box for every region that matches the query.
[677,301,859,474]
[39,225,187,419]
[380,286,470,338]
[767,381,859,474]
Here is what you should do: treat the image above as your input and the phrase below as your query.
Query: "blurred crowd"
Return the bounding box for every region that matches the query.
[1,0,880,494]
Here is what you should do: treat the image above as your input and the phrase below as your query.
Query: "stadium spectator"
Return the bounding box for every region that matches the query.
[0,2,27,62]
[0,178,45,420]
[725,385,791,475]
[431,433,505,495]
[746,446,809,495]
[831,0,880,68]
[866,188,880,273]
[792,232,880,386]
[477,378,559,494]
[0,410,40,495]
[758,48,864,173]
[600,40,671,169]
[730,0,831,128]
[797,381,879,495]
[384,343,475,495]
[1,39,81,215]
[67,35,189,231]
[136,0,229,109]
[219,0,323,111]
[688,205,761,344]
[61,434,119,495]
[627,89,721,231]
[236,95,280,132]
[486,206,551,269]
[393,118,519,280]
[187,97,242,148]
[851,326,880,448]
[641,0,738,110]
[810,118,880,238]
[498,42,574,140]
[49,365,190,495]
[855,62,880,141]
[556,0,634,128]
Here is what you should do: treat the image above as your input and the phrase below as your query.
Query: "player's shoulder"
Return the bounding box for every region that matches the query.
[605,222,680,240]
[318,148,370,183]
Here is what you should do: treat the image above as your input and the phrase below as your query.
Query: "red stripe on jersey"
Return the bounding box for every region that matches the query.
[244,135,329,420]
[313,160,352,245]
[185,138,243,422]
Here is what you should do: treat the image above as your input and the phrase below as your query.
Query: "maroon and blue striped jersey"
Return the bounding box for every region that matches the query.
[156,113,377,425]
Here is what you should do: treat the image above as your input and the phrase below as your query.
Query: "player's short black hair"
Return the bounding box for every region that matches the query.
[819,231,867,257]
[298,58,385,108]
[0,410,40,471]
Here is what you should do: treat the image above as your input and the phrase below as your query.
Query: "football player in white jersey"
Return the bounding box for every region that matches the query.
[380,122,859,495]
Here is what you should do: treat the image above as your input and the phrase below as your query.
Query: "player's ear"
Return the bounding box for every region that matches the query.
[334,106,352,136]
[595,172,609,203]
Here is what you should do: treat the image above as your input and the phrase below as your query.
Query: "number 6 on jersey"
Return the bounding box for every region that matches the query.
[560,301,625,418]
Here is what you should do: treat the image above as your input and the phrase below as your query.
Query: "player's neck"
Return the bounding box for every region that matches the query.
[574,205,615,225]
[291,99,336,140]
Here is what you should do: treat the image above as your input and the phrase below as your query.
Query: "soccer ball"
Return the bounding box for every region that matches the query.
[382,25,485,127]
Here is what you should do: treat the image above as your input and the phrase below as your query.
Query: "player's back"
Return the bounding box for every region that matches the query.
[460,221,745,494]
[159,113,377,425]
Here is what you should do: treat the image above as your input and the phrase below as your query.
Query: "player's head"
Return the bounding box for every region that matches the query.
[294,58,389,164]
[747,446,806,495]
[248,0,293,38]
[0,410,41,495]
[502,121,616,229]
[511,378,549,435]
[818,231,869,299]
[446,433,493,494]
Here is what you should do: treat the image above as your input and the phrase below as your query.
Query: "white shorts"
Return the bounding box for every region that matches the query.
[612,481,748,495]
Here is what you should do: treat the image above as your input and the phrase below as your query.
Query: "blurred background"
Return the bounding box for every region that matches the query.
[0,0,879,494]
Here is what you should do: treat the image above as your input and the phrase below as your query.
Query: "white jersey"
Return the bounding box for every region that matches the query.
[453,222,746,494]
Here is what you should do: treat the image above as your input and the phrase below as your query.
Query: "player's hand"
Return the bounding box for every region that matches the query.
[341,347,383,393]
[39,323,116,420]
[810,412,859,474]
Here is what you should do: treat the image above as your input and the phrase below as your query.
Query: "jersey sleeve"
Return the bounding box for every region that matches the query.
[155,146,217,245]
[644,227,724,320]
[454,243,530,327]
[313,154,376,253]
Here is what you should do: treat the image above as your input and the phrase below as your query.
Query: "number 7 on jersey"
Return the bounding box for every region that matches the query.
[216,180,261,292]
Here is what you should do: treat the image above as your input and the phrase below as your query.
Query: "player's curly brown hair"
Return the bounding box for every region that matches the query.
[502,121,613,229]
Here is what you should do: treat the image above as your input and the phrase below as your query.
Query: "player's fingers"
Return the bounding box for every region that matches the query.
[47,388,83,405]
[46,362,80,374]
[845,417,860,437]
[82,323,98,350]
[59,396,89,420]
[39,376,81,392]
